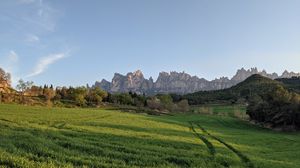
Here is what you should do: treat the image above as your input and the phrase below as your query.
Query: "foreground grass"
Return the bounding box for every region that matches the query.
[0,104,299,168]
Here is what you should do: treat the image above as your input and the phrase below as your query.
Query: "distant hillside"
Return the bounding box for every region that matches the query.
[94,68,300,95]
[276,77,300,93]
[183,74,284,105]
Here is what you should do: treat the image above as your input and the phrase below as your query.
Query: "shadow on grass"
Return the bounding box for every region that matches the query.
[0,122,220,168]
[79,122,194,138]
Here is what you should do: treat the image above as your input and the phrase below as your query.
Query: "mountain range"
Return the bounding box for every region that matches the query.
[93,68,300,94]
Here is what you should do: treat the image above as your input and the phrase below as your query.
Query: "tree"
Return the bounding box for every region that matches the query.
[28,85,43,96]
[16,79,33,93]
[113,93,134,105]
[147,97,162,110]
[69,87,88,106]
[246,85,300,130]
[0,68,11,85]
[43,87,56,106]
[177,99,189,112]
[55,87,68,100]
[157,94,174,111]
[133,94,147,107]
[86,87,108,105]
[16,79,33,103]
[0,68,11,95]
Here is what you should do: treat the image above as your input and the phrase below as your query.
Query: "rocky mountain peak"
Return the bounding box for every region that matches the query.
[133,70,143,77]
[281,70,300,78]
[93,68,300,94]
[158,71,169,77]
[231,67,279,82]
[112,73,124,79]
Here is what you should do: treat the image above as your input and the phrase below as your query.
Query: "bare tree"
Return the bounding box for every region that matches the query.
[16,79,33,104]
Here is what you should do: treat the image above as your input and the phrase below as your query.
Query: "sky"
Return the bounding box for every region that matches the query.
[1,0,300,87]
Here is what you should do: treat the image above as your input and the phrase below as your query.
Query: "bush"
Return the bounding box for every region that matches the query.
[177,100,189,112]
[247,85,300,130]
[147,98,163,111]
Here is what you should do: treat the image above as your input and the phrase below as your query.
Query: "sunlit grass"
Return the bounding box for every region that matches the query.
[0,104,299,168]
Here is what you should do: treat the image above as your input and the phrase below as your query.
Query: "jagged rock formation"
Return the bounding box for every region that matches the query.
[94,70,154,94]
[280,70,300,78]
[93,68,300,94]
[231,68,279,82]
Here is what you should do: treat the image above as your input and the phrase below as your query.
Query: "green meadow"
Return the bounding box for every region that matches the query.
[0,104,299,168]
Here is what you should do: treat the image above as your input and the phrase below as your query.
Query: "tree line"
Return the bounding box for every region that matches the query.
[0,77,189,113]
[2,67,299,130]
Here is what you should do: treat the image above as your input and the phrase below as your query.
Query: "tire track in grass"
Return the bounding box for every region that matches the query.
[73,114,112,122]
[49,115,112,129]
[188,121,216,157]
[194,122,254,168]
[0,118,20,126]
[51,122,66,129]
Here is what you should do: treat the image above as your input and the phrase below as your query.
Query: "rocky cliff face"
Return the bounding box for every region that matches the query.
[106,70,154,94]
[231,68,279,83]
[93,68,300,94]
[281,70,300,78]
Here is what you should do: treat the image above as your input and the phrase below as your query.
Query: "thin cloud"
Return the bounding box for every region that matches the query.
[2,50,19,73]
[18,0,36,4]
[18,0,43,5]
[8,50,19,62]
[21,0,57,32]
[26,52,69,78]
[26,34,40,43]
[8,0,59,33]
[0,50,19,86]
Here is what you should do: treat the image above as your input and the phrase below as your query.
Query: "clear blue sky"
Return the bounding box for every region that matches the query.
[1,0,300,86]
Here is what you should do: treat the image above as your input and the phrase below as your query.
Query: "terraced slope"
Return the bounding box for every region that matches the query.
[0,104,299,168]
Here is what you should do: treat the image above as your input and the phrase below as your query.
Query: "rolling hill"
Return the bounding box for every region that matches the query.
[183,74,286,105]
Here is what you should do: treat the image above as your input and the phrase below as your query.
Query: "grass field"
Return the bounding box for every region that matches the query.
[190,104,248,119]
[0,104,299,168]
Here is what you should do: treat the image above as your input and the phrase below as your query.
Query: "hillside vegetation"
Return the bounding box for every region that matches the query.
[183,75,282,105]
[182,75,300,130]
[276,77,300,93]
[0,104,300,168]
[247,84,300,130]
